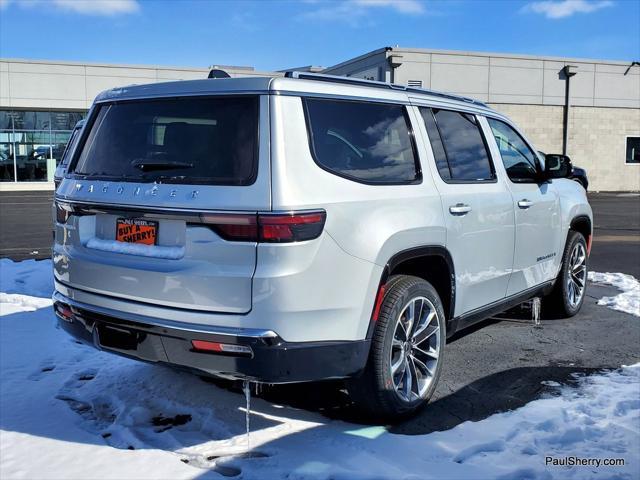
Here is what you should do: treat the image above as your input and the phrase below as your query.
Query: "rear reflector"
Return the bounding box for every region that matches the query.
[191,340,253,356]
[372,284,387,322]
[54,302,74,322]
[201,210,326,243]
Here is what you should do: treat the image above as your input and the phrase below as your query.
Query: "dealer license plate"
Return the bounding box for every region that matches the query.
[116,218,158,245]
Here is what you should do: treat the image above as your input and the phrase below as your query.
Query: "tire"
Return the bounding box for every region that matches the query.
[347,275,446,420]
[545,231,588,318]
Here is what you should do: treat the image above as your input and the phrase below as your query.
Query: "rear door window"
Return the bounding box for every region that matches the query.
[421,108,495,182]
[303,98,420,184]
[73,96,258,185]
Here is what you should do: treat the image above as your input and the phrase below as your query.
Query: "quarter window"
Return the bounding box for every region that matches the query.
[626,137,640,164]
[421,108,494,182]
[304,98,420,184]
[487,118,539,182]
[419,107,451,180]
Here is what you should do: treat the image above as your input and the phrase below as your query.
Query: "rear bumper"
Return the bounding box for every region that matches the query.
[53,291,370,383]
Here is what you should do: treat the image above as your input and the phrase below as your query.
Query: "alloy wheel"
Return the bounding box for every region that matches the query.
[566,242,587,308]
[390,296,441,402]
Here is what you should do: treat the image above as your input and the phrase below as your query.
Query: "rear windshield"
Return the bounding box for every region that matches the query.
[72,96,258,185]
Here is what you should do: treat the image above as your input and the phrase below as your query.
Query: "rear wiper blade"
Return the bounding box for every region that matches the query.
[149,175,189,183]
[132,160,194,172]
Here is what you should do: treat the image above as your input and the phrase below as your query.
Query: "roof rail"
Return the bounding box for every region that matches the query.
[283,71,487,107]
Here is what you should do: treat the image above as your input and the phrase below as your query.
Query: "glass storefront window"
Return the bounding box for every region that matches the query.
[0,109,86,182]
[12,111,51,130]
[51,111,83,131]
[0,111,12,130]
[14,132,50,181]
[0,131,16,181]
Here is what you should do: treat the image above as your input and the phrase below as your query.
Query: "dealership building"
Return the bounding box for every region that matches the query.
[1,47,638,191]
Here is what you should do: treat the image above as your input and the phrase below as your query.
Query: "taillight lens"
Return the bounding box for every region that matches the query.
[55,202,72,224]
[200,213,258,242]
[259,212,326,243]
[200,210,326,243]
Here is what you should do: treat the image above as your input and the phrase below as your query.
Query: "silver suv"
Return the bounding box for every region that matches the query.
[52,73,592,418]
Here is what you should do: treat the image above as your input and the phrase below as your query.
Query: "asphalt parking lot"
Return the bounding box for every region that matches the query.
[0,190,639,433]
[0,191,54,261]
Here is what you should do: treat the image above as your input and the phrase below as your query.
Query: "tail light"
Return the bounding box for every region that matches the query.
[200,213,258,241]
[55,201,72,224]
[259,212,326,243]
[200,210,326,243]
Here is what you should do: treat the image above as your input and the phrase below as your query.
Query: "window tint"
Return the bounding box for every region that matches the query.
[61,126,81,166]
[626,137,640,164]
[419,107,450,180]
[431,109,494,182]
[487,118,539,182]
[304,98,419,184]
[73,96,258,185]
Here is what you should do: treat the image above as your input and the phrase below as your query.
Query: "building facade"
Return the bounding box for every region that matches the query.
[323,47,640,192]
[0,59,268,190]
[1,49,639,191]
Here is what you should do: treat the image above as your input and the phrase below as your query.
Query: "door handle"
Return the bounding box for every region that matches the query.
[518,199,534,209]
[449,203,472,215]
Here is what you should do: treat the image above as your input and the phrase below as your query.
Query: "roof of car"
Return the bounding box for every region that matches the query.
[94,73,498,116]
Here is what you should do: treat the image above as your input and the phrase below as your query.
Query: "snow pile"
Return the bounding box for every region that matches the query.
[0,258,53,298]
[588,271,640,317]
[0,293,52,315]
[1,259,639,479]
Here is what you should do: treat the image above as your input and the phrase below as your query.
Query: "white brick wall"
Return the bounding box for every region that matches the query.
[488,103,640,192]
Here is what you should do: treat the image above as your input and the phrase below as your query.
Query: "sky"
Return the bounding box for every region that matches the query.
[0,0,638,71]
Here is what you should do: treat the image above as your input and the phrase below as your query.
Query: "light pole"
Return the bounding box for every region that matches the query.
[562,65,578,156]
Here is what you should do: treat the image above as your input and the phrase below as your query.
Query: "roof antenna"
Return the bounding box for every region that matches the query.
[624,61,639,75]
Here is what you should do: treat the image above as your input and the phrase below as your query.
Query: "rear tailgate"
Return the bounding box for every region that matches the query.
[54,95,270,313]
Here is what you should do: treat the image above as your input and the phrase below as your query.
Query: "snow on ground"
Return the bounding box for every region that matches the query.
[1,258,639,479]
[588,272,640,317]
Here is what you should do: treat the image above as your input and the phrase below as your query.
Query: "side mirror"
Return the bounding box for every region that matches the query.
[543,154,572,179]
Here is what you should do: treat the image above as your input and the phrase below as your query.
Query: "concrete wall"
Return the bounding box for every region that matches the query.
[490,103,640,192]
[325,48,640,191]
[0,59,270,110]
[325,48,640,109]
[322,49,390,81]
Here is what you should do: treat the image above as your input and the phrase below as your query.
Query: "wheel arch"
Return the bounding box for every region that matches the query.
[569,215,592,254]
[367,246,456,339]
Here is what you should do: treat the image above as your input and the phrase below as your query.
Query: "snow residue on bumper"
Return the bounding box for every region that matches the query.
[86,238,185,260]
